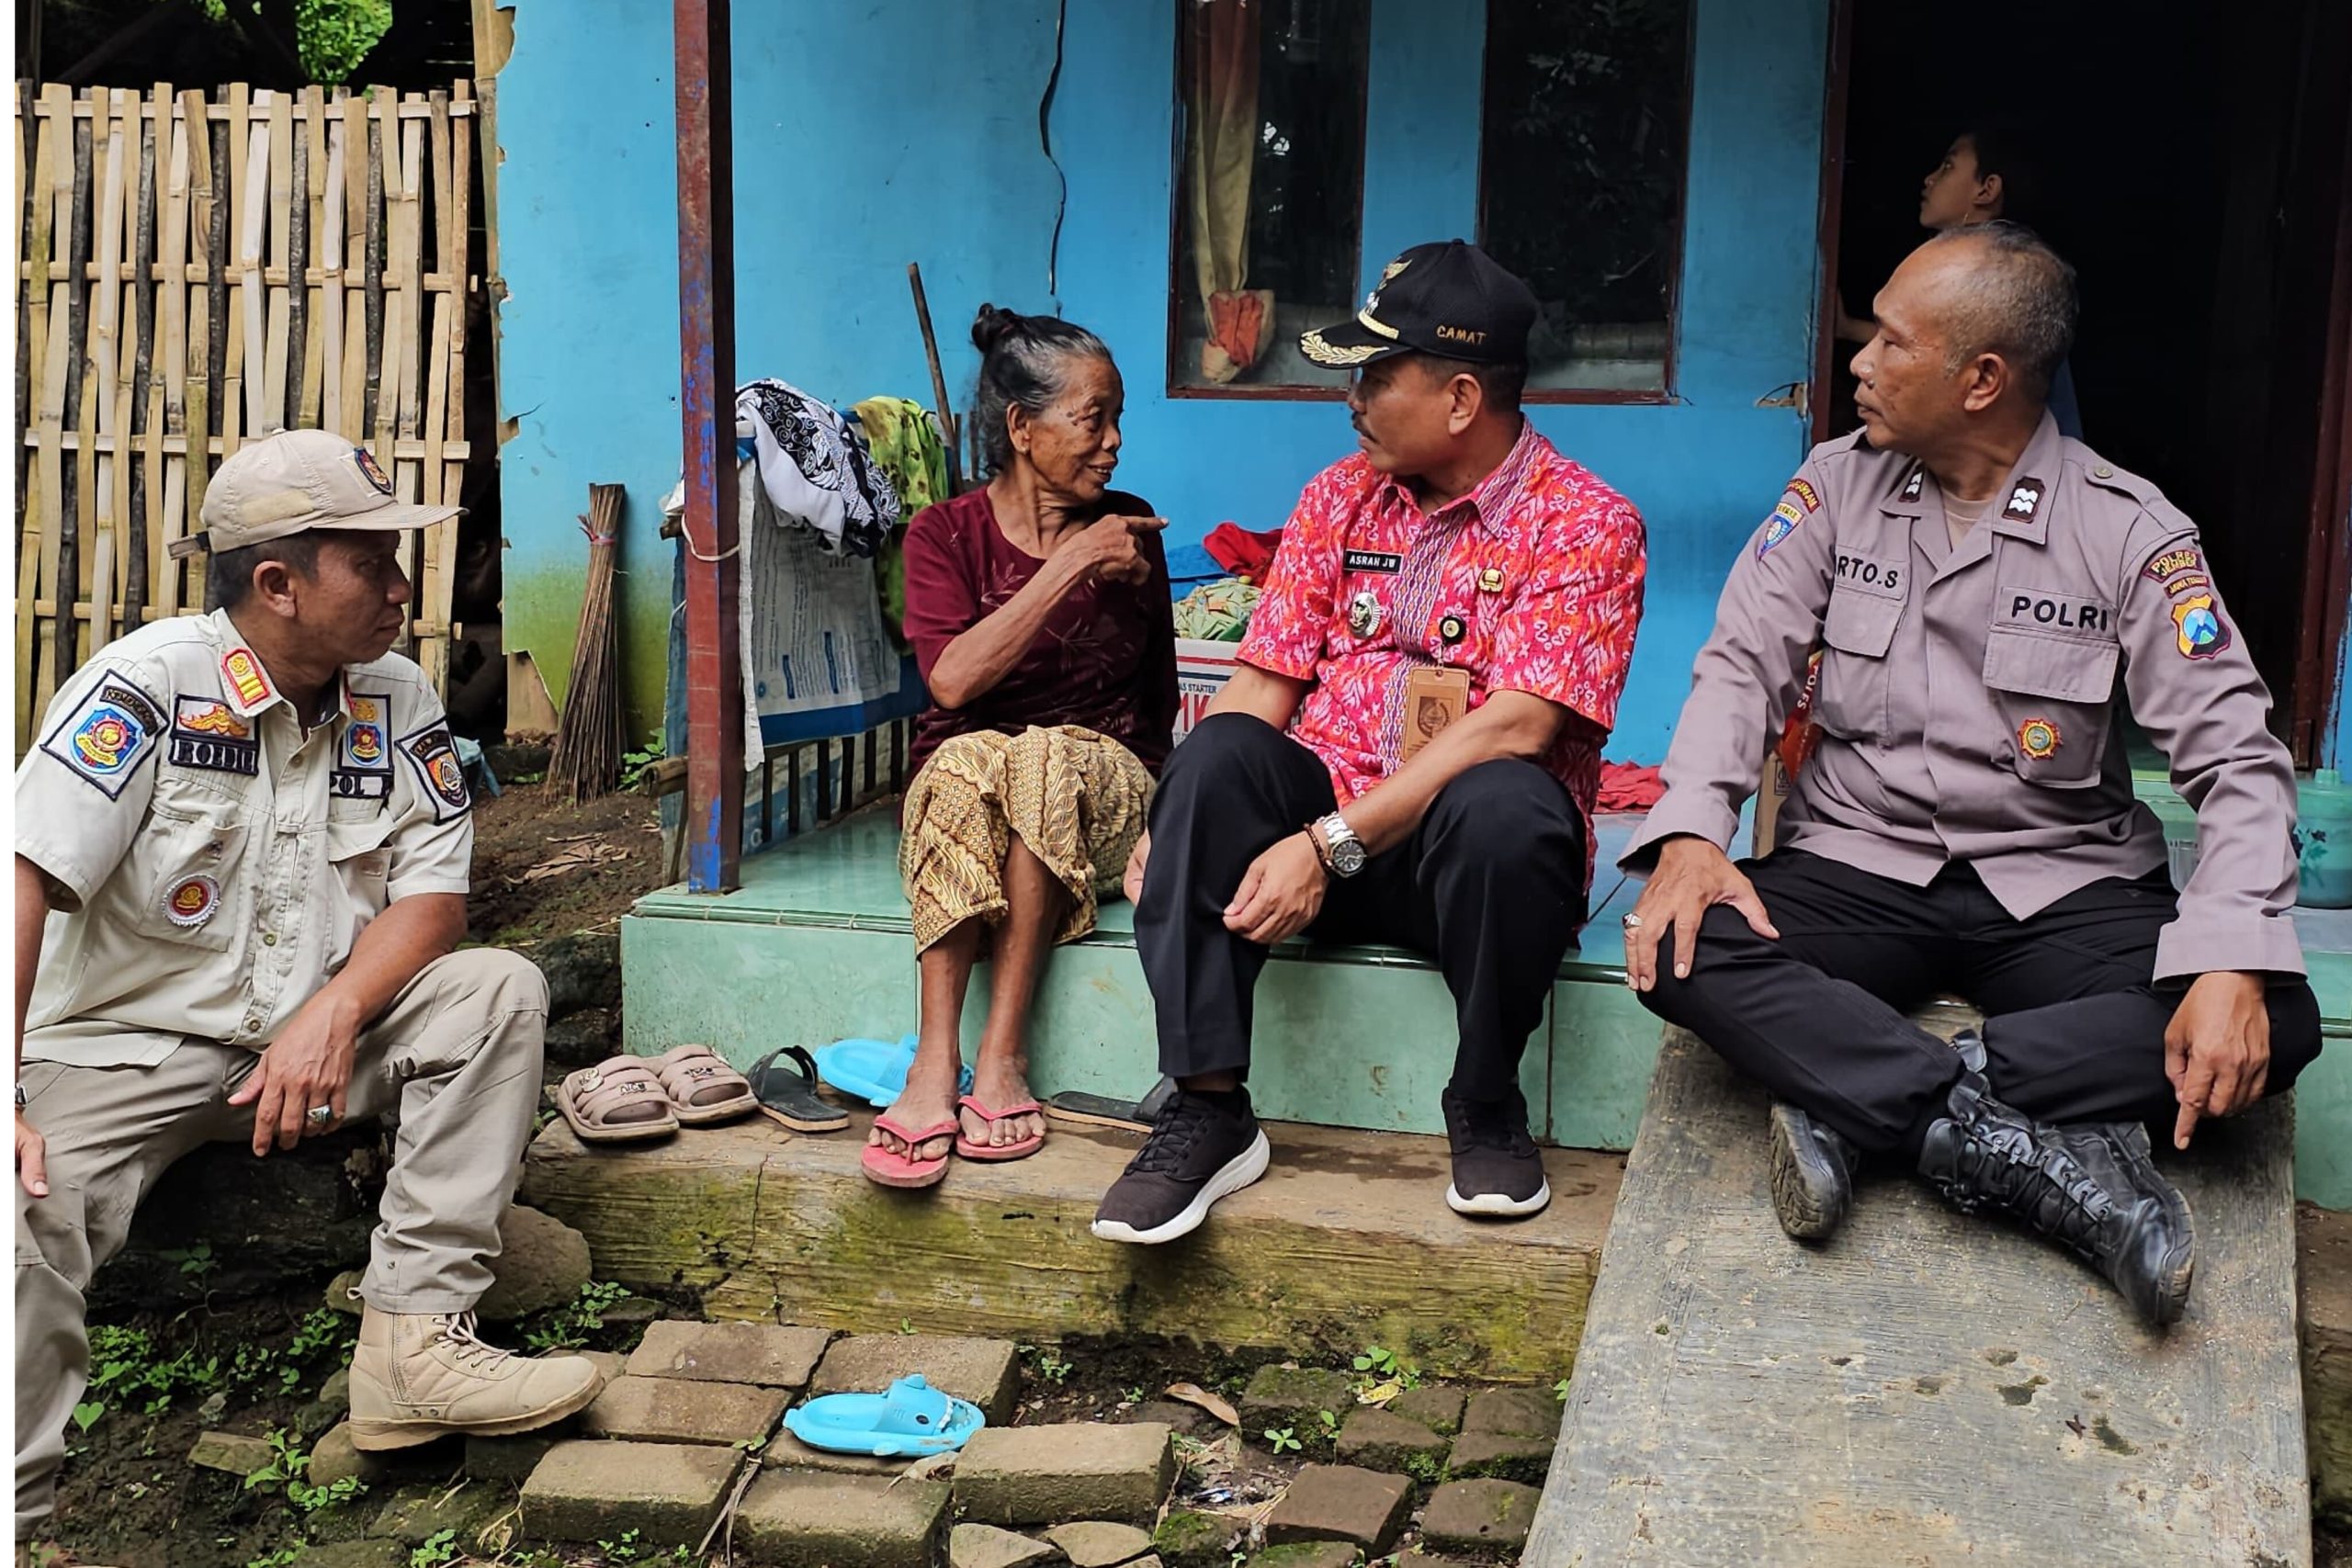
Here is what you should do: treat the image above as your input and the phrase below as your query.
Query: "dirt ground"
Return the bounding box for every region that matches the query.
[465,769,668,948]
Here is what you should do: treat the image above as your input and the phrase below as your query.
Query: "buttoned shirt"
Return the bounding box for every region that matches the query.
[1240,423,1648,895]
[15,609,473,1066]
[1626,414,2304,982]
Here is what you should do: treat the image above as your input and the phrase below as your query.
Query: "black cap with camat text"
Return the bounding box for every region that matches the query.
[1299,239,1538,368]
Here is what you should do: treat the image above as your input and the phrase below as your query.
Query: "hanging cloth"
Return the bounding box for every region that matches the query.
[736,378,897,558]
[1186,1,1272,383]
[854,397,951,643]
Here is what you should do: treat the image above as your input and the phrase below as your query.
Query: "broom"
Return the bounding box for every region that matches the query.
[550,483,626,803]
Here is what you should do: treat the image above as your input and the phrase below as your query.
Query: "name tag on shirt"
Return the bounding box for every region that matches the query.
[1997,586,2114,637]
[1401,666,1472,761]
[1344,550,1403,575]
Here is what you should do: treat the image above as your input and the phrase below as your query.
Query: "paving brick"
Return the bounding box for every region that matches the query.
[288,1542,406,1568]
[809,1333,1023,1424]
[955,1422,1175,1526]
[463,1428,574,1485]
[734,1469,951,1568]
[369,1479,514,1546]
[1261,1463,1410,1554]
[626,1319,832,1389]
[950,1522,1062,1568]
[1386,1384,1466,1436]
[520,1438,741,1546]
[305,1425,460,1489]
[187,1430,275,1476]
[1150,1508,1237,1567]
[1238,1367,1357,1434]
[1460,1386,1560,1440]
[579,1373,787,1446]
[1444,1427,1552,1484]
[1045,1519,1155,1565]
[1420,1478,1540,1554]
[761,1427,913,1478]
[1246,1545,1359,1568]
[1335,1408,1449,1476]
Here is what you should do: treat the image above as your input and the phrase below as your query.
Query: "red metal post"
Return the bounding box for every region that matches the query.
[674,0,741,892]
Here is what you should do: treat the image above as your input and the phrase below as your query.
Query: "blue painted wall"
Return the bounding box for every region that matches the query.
[496,0,1832,752]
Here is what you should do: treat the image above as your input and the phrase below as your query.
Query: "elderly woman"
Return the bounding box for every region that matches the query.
[867,306,1177,1188]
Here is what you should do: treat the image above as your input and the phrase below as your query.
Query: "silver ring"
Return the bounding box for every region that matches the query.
[306,1105,334,1125]
[1621,912,1644,931]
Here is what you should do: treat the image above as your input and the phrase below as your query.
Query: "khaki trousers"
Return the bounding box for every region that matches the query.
[14,948,548,1531]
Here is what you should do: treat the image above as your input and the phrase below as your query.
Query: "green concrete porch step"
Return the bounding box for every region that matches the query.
[622,807,1665,1153]
[621,807,2352,1199]
[517,1109,1620,1382]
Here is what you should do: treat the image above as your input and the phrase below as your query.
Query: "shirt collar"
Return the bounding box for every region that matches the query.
[1373,419,1546,537]
[1875,411,2064,547]
[208,609,358,724]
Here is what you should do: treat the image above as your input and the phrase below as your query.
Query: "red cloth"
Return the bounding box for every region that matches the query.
[899,488,1178,777]
[1238,423,1648,897]
[1597,761,1664,812]
[1203,521,1283,580]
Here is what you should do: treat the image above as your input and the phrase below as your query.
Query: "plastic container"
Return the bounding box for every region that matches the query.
[2296,769,2352,908]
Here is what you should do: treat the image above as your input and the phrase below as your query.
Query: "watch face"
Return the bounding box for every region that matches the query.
[1331,839,1368,876]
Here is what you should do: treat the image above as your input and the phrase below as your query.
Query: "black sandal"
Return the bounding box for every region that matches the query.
[746,1045,851,1133]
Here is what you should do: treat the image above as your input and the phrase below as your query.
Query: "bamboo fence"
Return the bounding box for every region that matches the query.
[12,82,479,750]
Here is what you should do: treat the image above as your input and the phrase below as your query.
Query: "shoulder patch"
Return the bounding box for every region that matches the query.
[40,671,166,798]
[397,722,471,821]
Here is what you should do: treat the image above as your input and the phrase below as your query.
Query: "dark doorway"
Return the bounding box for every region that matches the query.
[1818,0,2352,765]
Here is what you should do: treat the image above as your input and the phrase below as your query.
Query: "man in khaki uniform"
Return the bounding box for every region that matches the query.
[1621,225,2321,1327]
[14,430,601,1536]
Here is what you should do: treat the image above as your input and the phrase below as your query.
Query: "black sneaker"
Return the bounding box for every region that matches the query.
[1091,1089,1271,1245]
[1767,1100,1860,1242]
[1442,1087,1551,1218]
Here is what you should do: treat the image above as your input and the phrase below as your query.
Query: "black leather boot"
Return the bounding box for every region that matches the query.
[1915,1071,2195,1326]
[1767,1101,1860,1241]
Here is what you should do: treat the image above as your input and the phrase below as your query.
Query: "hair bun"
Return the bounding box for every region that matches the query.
[970,303,1025,355]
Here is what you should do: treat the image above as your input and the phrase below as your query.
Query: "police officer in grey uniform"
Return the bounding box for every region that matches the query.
[1620,224,2322,1327]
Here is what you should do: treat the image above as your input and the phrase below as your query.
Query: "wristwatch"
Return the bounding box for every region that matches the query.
[1311,814,1367,878]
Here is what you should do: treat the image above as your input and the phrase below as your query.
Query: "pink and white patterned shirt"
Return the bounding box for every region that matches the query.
[1238,423,1647,896]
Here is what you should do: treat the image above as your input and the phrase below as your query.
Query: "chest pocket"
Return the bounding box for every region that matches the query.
[326,816,398,964]
[1982,626,2119,787]
[1815,582,1905,743]
[133,810,248,953]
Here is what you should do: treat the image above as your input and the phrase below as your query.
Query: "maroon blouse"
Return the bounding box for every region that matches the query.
[901,487,1179,776]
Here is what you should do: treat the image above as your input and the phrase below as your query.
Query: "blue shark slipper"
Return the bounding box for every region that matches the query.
[784,1375,986,1457]
[812,1035,972,1109]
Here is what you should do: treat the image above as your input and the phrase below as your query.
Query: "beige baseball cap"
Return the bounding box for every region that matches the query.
[168,428,461,559]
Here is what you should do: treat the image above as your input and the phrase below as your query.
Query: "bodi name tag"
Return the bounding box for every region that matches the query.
[1344,550,1403,574]
[1401,666,1472,761]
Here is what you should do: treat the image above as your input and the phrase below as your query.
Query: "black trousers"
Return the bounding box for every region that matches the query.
[1135,713,1588,1102]
[1640,848,2325,1156]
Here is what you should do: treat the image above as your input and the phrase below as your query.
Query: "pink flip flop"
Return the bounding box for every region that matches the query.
[954,1095,1046,1162]
[862,1113,957,1189]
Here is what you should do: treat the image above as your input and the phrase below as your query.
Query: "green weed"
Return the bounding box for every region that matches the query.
[1264,1426,1302,1455]
[521,1280,632,1353]
[408,1529,458,1567]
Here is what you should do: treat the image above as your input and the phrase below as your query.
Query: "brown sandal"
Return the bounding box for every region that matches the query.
[558,1057,680,1144]
[653,1043,760,1125]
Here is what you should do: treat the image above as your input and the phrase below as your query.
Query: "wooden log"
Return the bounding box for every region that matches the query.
[14,84,33,545]
[52,94,95,705]
[522,1114,1613,1379]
